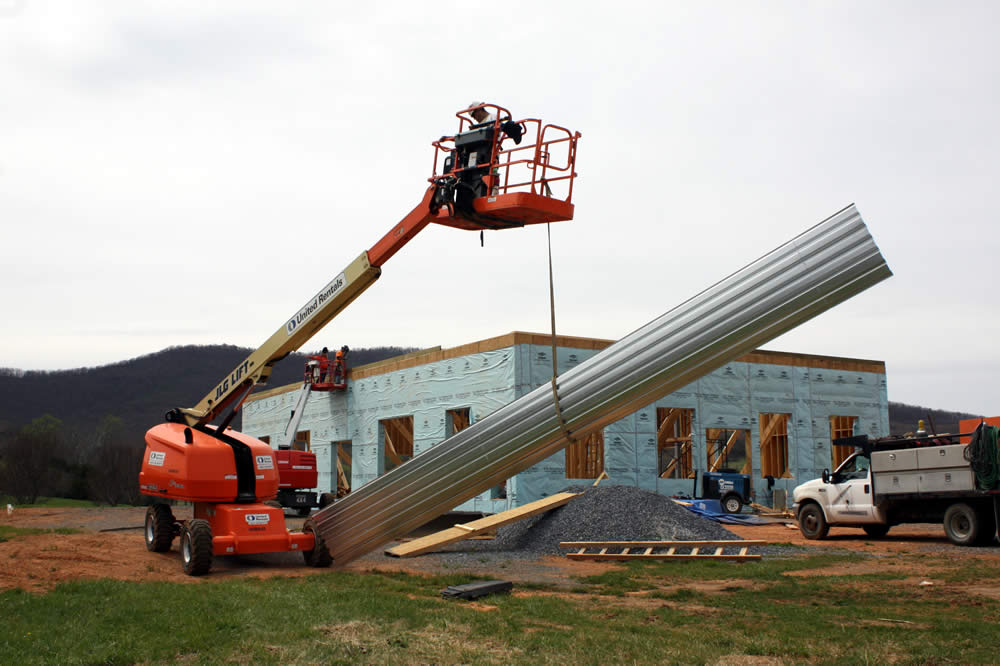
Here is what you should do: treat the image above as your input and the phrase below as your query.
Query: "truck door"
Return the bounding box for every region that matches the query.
[826,453,878,523]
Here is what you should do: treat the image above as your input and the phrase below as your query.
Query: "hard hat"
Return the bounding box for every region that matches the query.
[467,100,484,110]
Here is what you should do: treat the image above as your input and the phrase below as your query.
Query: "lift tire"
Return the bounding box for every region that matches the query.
[263,500,282,510]
[319,492,337,509]
[296,507,311,517]
[943,503,981,546]
[721,493,743,514]
[302,518,333,568]
[181,519,213,576]
[798,503,829,540]
[862,524,890,538]
[144,504,176,553]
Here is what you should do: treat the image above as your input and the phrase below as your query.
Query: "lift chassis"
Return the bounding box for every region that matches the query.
[138,104,581,575]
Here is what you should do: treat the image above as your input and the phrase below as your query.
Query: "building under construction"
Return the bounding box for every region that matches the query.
[241,331,888,512]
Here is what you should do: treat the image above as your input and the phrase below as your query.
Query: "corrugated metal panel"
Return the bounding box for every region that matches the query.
[314,204,892,565]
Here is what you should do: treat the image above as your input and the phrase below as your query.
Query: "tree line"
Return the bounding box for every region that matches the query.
[0,344,415,505]
[0,414,143,505]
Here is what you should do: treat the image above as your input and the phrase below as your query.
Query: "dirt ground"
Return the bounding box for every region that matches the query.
[1,506,997,593]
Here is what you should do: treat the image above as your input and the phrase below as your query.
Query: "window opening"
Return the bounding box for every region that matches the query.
[706,428,751,474]
[335,440,352,497]
[830,416,858,468]
[292,430,310,452]
[759,413,791,478]
[657,408,695,479]
[446,408,471,438]
[565,431,605,479]
[379,416,414,474]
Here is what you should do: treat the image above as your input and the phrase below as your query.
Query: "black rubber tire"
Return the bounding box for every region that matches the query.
[721,493,743,514]
[263,500,282,510]
[296,507,311,517]
[976,506,997,546]
[302,518,333,567]
[144,504,175,553]
[943,503,980,546]
[798,503,829,540]
[862,524,890,538]
[181,519,213,576]
[319,492,337,509]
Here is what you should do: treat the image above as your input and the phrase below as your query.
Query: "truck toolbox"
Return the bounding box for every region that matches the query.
[873,470,921,494]
[919,468,975,493]
[872,449,918,472]
[916,444,968,470]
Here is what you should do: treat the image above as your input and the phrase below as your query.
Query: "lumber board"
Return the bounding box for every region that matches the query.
[385,492,581,557]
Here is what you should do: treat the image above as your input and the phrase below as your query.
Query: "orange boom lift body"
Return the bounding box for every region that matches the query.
[138,104,581,574]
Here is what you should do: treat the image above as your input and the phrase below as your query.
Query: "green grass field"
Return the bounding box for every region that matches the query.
[1,552,997,665]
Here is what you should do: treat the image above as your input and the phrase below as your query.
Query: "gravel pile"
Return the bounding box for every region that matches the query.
[466,484,740,556]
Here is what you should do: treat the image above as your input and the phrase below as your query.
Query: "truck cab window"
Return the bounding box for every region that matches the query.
[835,453,869,481]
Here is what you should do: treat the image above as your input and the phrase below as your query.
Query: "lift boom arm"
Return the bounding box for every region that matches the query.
[169,185,439,427]
[166,104,580,428]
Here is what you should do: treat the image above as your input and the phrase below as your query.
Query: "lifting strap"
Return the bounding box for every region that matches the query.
[546,223,577,446]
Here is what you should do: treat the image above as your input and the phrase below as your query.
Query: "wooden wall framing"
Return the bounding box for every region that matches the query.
[658,408,695,479]
[759,413,791,478]
[380,416,414,473]
[565,432,604,479]
[830,415,858,468]
[706,428,751,474]
[335,441,352,497]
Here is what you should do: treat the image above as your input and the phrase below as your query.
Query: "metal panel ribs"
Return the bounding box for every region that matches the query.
[313,204,892,566]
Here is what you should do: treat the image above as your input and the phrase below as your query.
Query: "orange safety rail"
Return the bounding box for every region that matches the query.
[430,103,581,228]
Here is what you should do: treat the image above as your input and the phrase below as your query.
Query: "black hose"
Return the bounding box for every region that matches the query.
[964,423,1000,490]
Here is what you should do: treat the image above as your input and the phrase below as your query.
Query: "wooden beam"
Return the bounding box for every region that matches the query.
[337,444,352,466]
[386,492,581,557]
[657,408,681,440]
[384,430,403,467]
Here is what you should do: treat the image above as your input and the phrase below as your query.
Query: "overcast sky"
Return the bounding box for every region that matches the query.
[2,1,997,417]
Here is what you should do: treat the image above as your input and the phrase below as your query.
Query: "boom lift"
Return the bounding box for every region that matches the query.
[270,346,349,516]
[139,104,581,575]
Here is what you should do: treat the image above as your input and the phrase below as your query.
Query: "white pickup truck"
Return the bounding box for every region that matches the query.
[792,424,1000,546]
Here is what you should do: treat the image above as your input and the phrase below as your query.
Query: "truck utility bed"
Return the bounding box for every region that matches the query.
[872,443,975,495]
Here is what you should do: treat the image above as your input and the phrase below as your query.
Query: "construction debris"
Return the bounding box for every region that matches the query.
[441,580,513,600]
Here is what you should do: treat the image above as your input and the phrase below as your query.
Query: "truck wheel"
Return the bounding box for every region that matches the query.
[721,493,743,514]
[943,503,980,546]
[144,504,176,553]
[296,507,311,517]
[862,524,890,538]
[302,518,332,567]
[798,503,829,540]
[181,519,213,576]
[976,507,997,546]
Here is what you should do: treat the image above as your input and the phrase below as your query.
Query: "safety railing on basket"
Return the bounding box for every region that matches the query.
[430,105,580,204]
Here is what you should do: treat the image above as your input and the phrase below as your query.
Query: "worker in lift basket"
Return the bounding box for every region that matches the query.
[467,100,496,125]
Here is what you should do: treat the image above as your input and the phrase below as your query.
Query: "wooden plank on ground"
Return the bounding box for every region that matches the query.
[385,492,581,558]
